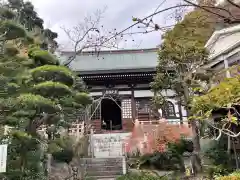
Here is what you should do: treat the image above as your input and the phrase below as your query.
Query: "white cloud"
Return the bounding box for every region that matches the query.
[28,0,181,50]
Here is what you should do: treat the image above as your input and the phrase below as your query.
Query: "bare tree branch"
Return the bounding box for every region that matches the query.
[226,0,240,9]
[61,1,240,67]
[183,0,240,23]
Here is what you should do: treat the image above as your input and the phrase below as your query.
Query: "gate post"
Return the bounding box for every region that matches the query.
[122,156,127,174]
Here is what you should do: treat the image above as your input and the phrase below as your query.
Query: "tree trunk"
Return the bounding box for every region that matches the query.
[190,120,202,175]
[183,84,202,175]
[177,97,183,124]
[179,156,186,173]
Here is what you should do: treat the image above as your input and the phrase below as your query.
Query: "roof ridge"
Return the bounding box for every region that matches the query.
[61,48,158,55]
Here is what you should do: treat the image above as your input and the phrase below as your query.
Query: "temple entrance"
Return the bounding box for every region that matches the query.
[101,98,122,130]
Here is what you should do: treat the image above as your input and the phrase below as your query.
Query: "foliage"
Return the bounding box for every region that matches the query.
[75,92,93,107]
[50,136,74,164]
[28,48,59,65]
[191,75,240,119]
[0,1,90,179]
[0,20,26,40]
[31,65,75,86]
[32,81,72,98]
[204,136,229,167]
[152,123,192,152]
[126,121,192,154]
[216,171,240,180]
[138,151,181,170]
[151,9,213,101]
[207,165,230,179]
[3,131,45,180]
[151,8,216,175]
[17,93,58,110]
[204,136,235,179]
[128,140,190,171]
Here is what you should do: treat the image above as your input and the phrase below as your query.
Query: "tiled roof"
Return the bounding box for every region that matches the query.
[60,49,158,73]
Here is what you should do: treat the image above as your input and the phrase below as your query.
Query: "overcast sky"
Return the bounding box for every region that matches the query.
[28,0,183,50]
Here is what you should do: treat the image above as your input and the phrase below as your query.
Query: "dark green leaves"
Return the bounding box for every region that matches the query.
[31,65,74,86]
[32,81,72,98]
[0,21,26,40]
[28,48,59,65]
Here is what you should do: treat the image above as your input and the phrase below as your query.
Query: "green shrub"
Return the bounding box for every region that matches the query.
[136,151,181,170]
[16,93,59,113]
[52,149,74,164]
[207,165,230,179]
[28,48,59,65]
[216,171,240,180]
[0,20,26,40]
[204,136,230,167]
[32,81,72,98]
[31,65,74,86]
[127,140,189,171]
[0,7,15,19]
[75,92,93,107]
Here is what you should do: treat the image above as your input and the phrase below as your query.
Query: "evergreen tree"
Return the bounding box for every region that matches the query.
[0,1,92,179]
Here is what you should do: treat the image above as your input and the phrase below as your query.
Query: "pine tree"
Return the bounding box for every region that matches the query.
[0,1,92,179]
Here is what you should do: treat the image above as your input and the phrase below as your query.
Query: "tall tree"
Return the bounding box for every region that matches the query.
[151,9,214,175]
[0,1,92,179]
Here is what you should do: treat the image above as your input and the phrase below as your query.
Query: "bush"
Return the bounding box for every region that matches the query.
[75,92,93,107]
[216,171,240,180]
[32,81,72,98]
[0,20,26,40]
[135,151,181,170]
[31,65,74,86]
[204,136,230,166]
[52,149,74,164]
[28,48,59,65]
[16,93,59,113]
[206,165,230,179]
[127,140,189,171]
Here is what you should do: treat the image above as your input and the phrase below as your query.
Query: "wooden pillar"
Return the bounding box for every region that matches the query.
[130,84,136,121]
[177,97,183,124]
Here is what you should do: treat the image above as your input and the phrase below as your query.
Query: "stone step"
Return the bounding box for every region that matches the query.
[79,158,123,162]
[83,167,122,172]
[91,175,116,180]
[82,164,122,168]
[85,170,123,176]
[79,157,125,178]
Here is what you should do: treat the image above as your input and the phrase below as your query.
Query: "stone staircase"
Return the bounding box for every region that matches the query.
[80,157,125,179]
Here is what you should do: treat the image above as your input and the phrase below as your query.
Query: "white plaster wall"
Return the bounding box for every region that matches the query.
[134,90,154,97]
[119,91,131,95]
[90,92,102,96]
[134,89,175,97]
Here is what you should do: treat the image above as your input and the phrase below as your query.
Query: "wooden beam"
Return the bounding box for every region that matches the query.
[130,84,136,121]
